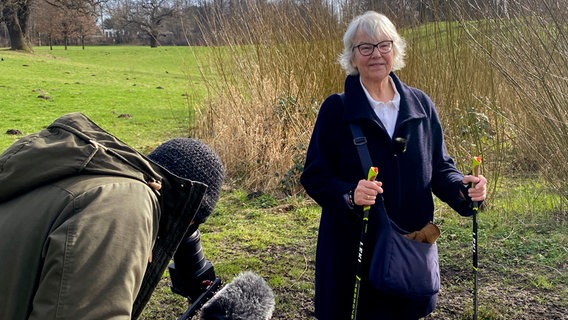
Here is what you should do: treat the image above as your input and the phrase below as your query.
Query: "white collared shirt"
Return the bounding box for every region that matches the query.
[360,76,400,138]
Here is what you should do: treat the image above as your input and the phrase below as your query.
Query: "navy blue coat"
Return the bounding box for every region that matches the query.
[301,74,474,319]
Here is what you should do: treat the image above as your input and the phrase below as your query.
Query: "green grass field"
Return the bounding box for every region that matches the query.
[0,46,208,153]
[1,46,566,319]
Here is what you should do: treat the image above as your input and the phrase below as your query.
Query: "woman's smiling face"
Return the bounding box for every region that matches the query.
[351,29,394,85]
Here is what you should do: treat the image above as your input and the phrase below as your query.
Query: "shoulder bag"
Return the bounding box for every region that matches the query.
[349,120,440,298]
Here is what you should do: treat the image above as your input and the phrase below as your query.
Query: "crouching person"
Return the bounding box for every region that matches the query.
[0,113,225,320]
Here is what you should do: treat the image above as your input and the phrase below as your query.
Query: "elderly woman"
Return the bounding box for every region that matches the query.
[301,11,487,319]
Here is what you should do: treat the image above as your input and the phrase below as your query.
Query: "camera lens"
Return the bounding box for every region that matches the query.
[169,229,216,300]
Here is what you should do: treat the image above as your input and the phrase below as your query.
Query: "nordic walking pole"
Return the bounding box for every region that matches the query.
[471,156,482,320]
[351,166,378,320]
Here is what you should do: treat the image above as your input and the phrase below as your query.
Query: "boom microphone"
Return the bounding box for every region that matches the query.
[200,271,275,320]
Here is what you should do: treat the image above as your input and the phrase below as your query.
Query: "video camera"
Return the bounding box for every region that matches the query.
[169,229,221,320]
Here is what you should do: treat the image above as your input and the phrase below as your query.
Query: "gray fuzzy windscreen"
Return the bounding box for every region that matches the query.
[200,271,275,320]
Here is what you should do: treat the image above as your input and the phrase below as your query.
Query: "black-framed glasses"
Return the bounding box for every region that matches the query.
[352,40,394,56]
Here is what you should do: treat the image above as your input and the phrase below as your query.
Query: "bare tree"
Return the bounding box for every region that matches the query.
[33,0,63,48]
[44,0,100,13]
[115,0,178,47]
[2,0,104,51]
[1,0,33,51]
[73,10,98,47]
[31,0,99,49]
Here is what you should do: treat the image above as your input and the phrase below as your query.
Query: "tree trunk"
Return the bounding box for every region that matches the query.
[2,1,33,52]
[149,33,158,48]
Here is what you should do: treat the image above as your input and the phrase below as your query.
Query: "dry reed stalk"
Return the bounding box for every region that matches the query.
[191,0,342,193]
[456,0,568,204]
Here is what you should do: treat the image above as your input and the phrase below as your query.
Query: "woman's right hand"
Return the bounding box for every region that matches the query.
[353,179,383,206]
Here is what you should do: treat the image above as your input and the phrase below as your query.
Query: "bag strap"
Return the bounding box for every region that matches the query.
[350,123,373,176]
[340,93,373,176]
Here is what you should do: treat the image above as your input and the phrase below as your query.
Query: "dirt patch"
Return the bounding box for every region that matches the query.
[426,267,567,320]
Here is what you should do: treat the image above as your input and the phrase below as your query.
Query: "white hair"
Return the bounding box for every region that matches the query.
[339,11,407,75]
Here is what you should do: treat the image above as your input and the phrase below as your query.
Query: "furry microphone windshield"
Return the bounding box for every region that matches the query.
[200,271,275,320]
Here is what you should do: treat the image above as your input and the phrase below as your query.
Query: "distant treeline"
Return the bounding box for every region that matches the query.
[0,0,519,49]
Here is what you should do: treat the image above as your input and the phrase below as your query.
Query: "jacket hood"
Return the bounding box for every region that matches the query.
[0,112,197,203]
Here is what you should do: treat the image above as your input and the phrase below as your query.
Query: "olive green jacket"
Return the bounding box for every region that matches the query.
[0,113,206,319]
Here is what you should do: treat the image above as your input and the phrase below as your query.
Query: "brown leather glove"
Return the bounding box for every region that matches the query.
[404,222,440,244]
